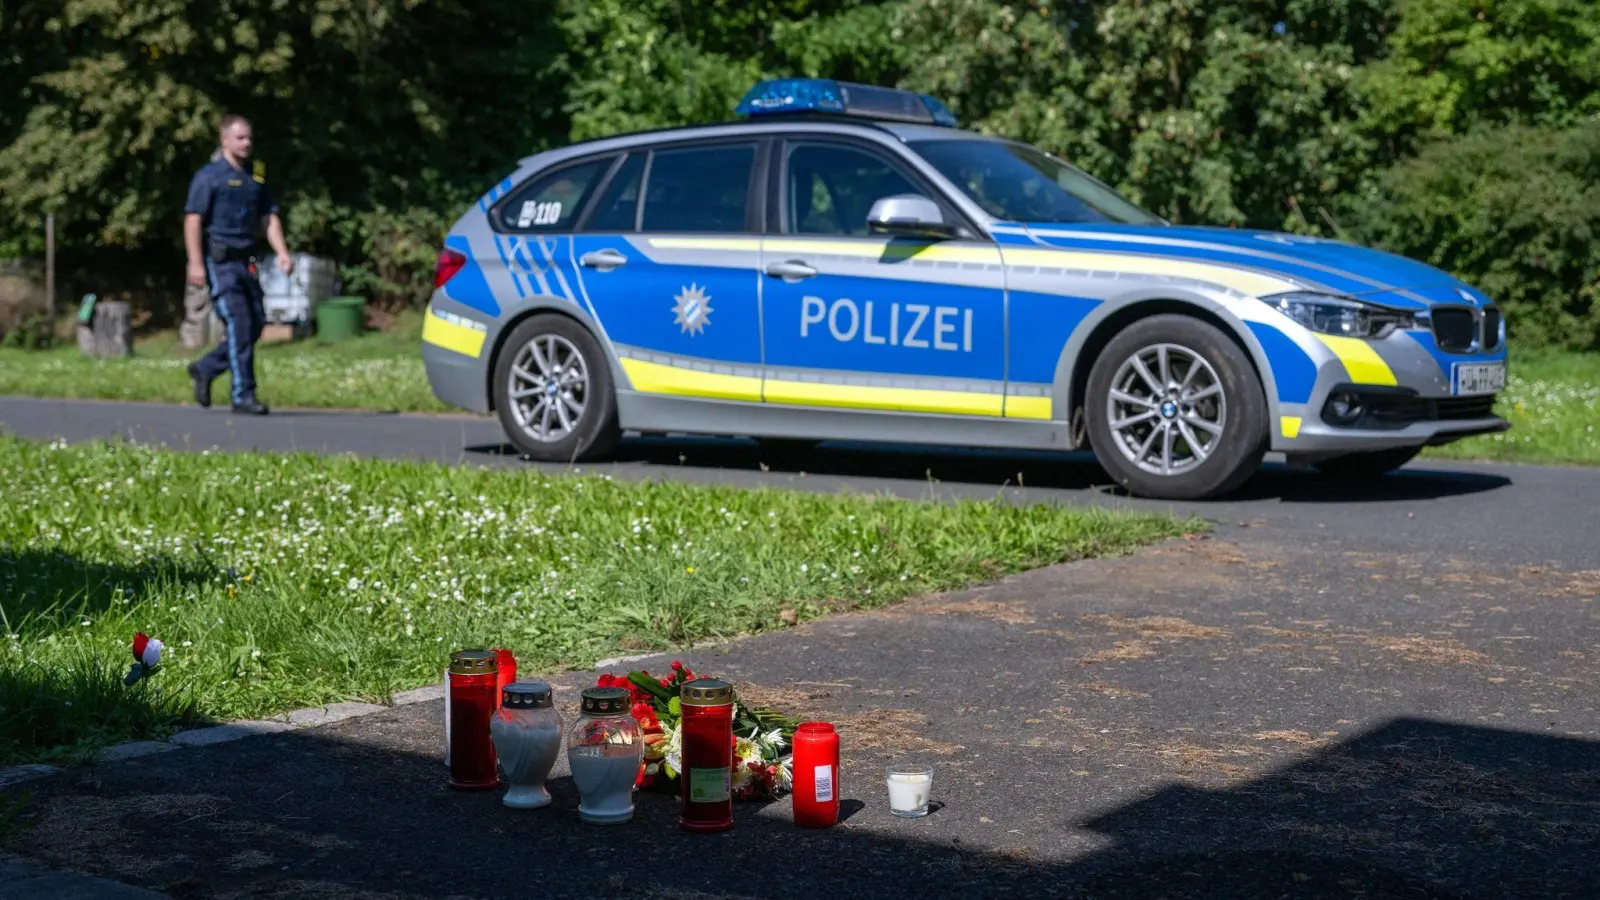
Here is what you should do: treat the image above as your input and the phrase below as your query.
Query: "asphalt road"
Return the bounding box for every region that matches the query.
[2,395,1596,568]
[9,535,1600,899]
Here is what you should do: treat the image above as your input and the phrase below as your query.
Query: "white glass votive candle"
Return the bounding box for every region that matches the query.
[885,764,933,817]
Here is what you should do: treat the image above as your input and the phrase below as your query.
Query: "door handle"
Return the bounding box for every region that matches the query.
[579,249,628,270]
[764,260,817,281]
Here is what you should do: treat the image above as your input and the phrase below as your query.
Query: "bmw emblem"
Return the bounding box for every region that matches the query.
[1160,400,1178,419]
[1457,287,1477,305]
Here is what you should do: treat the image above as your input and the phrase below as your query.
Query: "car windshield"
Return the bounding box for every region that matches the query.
[910,139,1164,226]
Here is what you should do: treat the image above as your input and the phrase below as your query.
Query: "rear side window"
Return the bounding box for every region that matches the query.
[639,144,756,233]
[582,153,646,232]
[497,159,610,232]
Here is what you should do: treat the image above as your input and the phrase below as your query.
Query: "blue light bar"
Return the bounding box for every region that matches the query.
[735,78,958,127]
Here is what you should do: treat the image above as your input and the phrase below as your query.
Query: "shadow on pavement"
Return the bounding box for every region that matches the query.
[464,436,1513,506]
[2,715,1592,899]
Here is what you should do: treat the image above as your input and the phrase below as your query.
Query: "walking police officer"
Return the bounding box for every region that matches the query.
[184,114,293,415]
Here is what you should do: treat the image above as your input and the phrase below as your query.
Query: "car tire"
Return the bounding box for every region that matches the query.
[1085,314,1267,500]
[1312,446,1421,478]
[493,313,620,462]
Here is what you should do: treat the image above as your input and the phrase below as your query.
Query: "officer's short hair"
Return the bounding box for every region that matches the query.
[218,114,251,136]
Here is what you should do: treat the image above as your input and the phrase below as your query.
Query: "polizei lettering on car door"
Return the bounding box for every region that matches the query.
[800,296,974,352]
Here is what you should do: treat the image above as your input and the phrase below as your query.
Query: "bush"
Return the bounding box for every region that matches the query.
[1341,120,1600,351]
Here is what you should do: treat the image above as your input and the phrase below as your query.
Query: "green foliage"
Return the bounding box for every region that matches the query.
[0,0,1597,340]
[1343,121,1600,351]
[1358,0,1600,159]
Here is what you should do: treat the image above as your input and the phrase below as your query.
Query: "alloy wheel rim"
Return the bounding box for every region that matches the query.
[1107,342,1226,476]
[508,334,589,443]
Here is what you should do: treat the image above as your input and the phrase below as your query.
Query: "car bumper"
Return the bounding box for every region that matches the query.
[1285,414,1510,455]
[421,297,493,414]
[1260,319,1509,455]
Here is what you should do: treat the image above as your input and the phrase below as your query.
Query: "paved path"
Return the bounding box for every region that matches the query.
[2,397,1598,897]
[4,536,1598,898]
[2,396,1597,568]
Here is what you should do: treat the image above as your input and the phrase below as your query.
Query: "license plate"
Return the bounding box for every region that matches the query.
[1452,362,1506,395]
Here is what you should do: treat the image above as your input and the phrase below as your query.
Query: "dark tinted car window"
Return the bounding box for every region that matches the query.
[498,159,609,232]
[785,143,920,236]
[583,154,646,232]
[911,139,1162,225]
[640,144,755,233]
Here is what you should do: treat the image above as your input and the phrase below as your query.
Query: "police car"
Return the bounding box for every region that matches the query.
[421,78,1509,500]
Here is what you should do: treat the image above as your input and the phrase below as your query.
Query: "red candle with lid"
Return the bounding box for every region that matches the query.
[791,721,840,827]
[678,678,735,833]
[447,648,501,791]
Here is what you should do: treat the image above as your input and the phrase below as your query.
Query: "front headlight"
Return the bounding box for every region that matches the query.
[1261,292,1414,339]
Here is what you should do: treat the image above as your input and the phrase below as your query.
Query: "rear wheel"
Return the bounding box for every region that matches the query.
[1085,315,1267,500]
[1312,446,1421,478]
[493,313,620,462]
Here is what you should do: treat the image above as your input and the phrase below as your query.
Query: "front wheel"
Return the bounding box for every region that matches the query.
[1085,315,1267,500]
[1312,446,1421,479]
[493,313,620,462]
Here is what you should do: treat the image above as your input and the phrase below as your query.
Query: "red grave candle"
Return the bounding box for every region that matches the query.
[791,722,840,828]
[494,647,517,693]
[678,678,734,833]
[447,649,501,791]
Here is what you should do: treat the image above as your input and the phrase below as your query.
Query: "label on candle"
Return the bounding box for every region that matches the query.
[814,764,834,802]
[688,766,731,803]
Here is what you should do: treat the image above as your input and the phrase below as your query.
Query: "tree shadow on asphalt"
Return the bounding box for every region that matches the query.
[466,436,1512,506]
[3,716,1593,899]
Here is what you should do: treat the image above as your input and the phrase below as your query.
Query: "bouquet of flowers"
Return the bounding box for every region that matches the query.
[595,660,799,800]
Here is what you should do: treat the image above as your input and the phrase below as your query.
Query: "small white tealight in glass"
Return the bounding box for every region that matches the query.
[885,763,934,818]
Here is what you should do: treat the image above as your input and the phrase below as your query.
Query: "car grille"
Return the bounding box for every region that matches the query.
[1482,307,1502,349]
[1431,307,1477,352]
[1435,396,1497,420]
[1347,393,1497,429]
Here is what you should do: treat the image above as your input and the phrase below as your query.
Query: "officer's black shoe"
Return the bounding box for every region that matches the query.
[187,363,211,408]
[231,399,270,416]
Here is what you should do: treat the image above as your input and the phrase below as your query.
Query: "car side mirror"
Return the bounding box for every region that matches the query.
[866,194,957,239]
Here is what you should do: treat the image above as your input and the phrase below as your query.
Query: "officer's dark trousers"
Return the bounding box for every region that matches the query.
[194,259,265,405]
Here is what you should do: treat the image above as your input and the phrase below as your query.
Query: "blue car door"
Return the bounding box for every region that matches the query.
[759,138,1007,416]
[571,139,767,404]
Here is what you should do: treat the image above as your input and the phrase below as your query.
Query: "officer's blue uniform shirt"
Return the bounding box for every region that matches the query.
[184,158,278,251]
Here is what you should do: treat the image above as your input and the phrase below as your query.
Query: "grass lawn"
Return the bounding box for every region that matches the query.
[3,314,1594,465]
[0,436,1191,765]
[1421,348,1600,467]
[0,311,450,413]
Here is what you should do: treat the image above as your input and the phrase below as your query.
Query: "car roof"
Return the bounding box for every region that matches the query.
[514,117,1004,168]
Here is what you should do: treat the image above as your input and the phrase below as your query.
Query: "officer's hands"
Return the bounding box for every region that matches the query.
[186,261,207,287]
[277,253,294,276]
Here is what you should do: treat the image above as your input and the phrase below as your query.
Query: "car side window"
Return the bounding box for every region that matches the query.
[784,143,921,236]
[639,144,756,233]
[582,153,646,232]
[498,158,610,233]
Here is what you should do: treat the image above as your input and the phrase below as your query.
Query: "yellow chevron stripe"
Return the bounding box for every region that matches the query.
[619,358,762,402]
[421,308,486,358]
[1004,395,1054,420]
[764,379,1004,416]
[1315,335,1396,385]
[1000,248,1297,298]
[1280,416,1302,439]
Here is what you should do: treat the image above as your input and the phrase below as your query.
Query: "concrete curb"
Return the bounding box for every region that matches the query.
[0,656,679,791]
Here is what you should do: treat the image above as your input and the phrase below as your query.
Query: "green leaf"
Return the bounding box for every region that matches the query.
[667,696,680,716]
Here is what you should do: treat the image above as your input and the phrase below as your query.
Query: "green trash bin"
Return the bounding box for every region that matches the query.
[315,296,364,342]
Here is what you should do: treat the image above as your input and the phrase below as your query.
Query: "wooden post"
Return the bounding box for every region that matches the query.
[44,213,55,322]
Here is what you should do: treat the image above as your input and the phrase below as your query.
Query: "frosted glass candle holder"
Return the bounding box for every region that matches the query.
[885,764,933,818]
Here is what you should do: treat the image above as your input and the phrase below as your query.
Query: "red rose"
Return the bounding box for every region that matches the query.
[671,661,683,671]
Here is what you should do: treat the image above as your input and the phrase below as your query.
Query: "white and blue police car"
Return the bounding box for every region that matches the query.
[421,78,1509,500]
